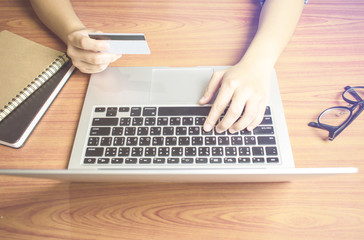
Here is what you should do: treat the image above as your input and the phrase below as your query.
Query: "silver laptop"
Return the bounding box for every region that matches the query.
[0,66,357,182]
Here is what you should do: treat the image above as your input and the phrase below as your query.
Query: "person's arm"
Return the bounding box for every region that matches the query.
[30,0,121,73]
[200,0,305,133]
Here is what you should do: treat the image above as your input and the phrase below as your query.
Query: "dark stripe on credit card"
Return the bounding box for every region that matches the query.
[89,34,145,41]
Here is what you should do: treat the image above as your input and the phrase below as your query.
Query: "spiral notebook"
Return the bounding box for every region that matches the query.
[0,30,75,148]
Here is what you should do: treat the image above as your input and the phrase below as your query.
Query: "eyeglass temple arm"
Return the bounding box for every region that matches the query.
[345,86,363,101]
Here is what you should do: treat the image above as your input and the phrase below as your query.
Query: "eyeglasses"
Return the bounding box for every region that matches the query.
[308,86,364,141]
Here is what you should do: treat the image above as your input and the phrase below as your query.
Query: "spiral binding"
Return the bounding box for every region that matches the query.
[0,54,69,122]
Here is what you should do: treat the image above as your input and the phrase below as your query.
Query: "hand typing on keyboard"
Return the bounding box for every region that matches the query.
[199,62,271,134]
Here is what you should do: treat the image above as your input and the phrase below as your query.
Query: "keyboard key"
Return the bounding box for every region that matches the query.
[253,126,274,135]
[261,116,273,125]
[150,127,161,135]
[171,147,183,156]
[119,107,130,112]
[163,127,174,135]
[266,147,278,156]
[97,158,110,164]
[125,158,138,164]
[90,127,111,136]
[145,117,156,126]
[253,157,265,163]
[139,158,152,164]
[143,107,156,116]
[88,137,99,146]
[101,137,112,146]
[178,137,190,145]
[258,136,276,145]
[153,158,166,164]
[225,147,237,156]
[111,158,124,164]
[118,147,130,156]
[238,157,251,164]
[196,158,208,164]
[137,127,149,135]
[152,137,164,146]
[168,158,180,164]
[92,118,118,126]
[218,136,229,145]
[166,137,177,145]
[181,158,194,164]
[231,136,243,145]
[195,117,206,126]
[139,137,151,146]
[205,136,216,145]
[125,127,136,136]
[170,117,181,125]
[176,127,187,135]
[85,147,104,157]
[84,158,96,164]
[212,147,223,156]
[185,147,197,156]
[224,157,236,164]
[130,107,142,116]
[112,127,123,136]
[105,147,117,156]
[95,107,105,112]
[192,137,203,145]
[145,147,156,156]
[198,147,210,156]
[265,106,271,115]
[120,118,131,126]
[252,147,264,156]
[131,147,143,156]
[183,117,194,125]
[189,127,200,135]
[239,147,251,156]
[158,147,170,156]
[126,137,138,146]
[244,136,256,145]
[267,157,279,163]
[210,158,222,164]
[157,117,168,125]
[106,107,117,116]
[132,117,144,126]
[113,137,125,146]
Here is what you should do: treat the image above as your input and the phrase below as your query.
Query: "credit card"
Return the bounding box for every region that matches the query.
[88,33,150,54]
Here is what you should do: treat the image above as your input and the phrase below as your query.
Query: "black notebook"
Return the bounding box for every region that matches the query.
[0,61,75,148]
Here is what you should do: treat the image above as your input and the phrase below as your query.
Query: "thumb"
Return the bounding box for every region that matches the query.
[199,70,225,104]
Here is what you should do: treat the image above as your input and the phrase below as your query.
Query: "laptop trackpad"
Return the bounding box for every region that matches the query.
[150,68,213,104]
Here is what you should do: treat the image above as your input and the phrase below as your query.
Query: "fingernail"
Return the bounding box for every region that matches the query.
[204,123,212,132]
[229,128,237,134]
[247,126,254,132]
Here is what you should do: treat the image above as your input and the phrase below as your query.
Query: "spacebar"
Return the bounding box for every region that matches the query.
[158,106,211,116]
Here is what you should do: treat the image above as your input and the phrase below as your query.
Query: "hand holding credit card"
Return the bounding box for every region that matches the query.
[88,33,150,54]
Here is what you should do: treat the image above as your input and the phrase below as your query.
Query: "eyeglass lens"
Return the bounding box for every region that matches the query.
[343,87,364,102]
[319,107,351,127]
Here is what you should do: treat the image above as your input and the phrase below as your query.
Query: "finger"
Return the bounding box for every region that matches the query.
[203,84,234,133]
[68,32,110,52]
[230,98,263,133]
[218,92,247,133]
[246,101,267,131]
[68,46,121,66]
[199,70,225,104]
[72,60,109,74]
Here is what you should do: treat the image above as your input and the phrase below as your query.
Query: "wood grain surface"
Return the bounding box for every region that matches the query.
[0,1,363,239]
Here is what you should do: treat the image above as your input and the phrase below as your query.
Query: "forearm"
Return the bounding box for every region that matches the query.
[239,0,305,67]
[30,0,86,43]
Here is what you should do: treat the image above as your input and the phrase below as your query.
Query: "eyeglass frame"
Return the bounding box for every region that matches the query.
[308,86,364,141]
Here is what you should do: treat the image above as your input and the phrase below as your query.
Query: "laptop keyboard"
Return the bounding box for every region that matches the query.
[83,106,280,167]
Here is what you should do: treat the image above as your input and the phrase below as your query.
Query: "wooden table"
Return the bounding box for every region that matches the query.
[1,1,363,239]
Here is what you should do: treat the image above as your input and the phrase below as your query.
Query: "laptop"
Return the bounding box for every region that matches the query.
[0,66,358,182]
